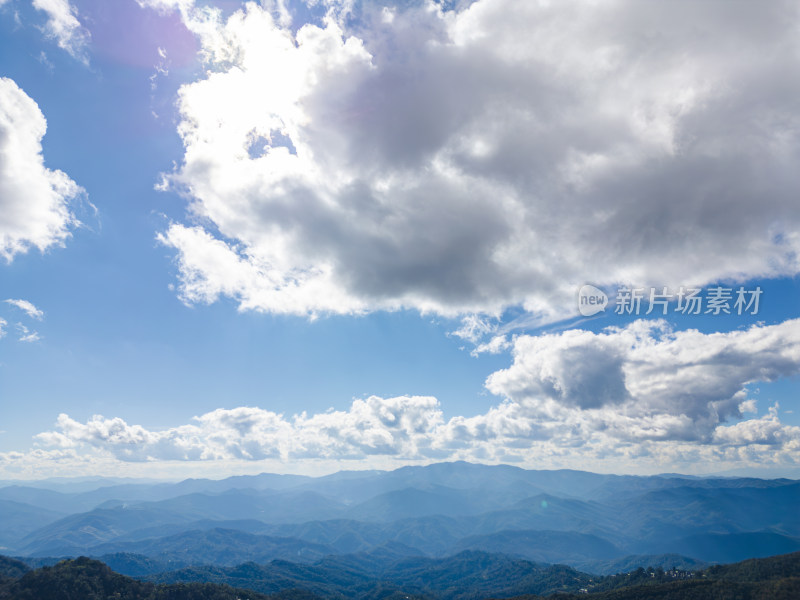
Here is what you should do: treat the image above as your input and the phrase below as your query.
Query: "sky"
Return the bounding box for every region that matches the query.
[0,0,799,480]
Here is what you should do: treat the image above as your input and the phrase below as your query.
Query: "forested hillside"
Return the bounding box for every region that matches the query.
[0,557,285,600]
[1,551,799,600]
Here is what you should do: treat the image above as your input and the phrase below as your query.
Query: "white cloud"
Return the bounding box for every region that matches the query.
[28,318,800,473]
[4,298,44,320]
[0,78,84,261]
[0,317,6,338]
[739,398,758,414]
[35,396,446,462]
[149,46,170,93]
[471,334,510,357]
[0,447,128,480]
[28,397,800,476]
[451,314,497,344]
[31,0,90,62]
[16,323,40,343]
[147,0,800,319]
[713,404,800,447]
[486,318,800,443]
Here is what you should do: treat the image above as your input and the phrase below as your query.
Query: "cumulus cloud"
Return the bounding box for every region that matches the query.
[145,0,800,319]
[713,404,800,447]
[487,318,800,443]
[4,298,44,320]
[31,0,90,62]
[471,334,510,357]
[0,77,84,261]
[30,399,800,475]
[35,396,446,462]
[30,318,800,472]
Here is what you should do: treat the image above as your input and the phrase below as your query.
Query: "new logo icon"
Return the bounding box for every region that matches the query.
[577,285,608,316]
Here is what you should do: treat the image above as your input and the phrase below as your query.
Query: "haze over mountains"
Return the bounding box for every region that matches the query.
[2,462,799,576]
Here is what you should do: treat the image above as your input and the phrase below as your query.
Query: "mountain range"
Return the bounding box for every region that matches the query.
[2,461,799,575]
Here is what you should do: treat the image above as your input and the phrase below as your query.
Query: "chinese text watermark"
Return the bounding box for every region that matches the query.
[578,285,762,317]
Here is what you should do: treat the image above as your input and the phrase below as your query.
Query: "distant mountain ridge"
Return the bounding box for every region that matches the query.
[88,528,338,567]
[146,549,593,599]
[2,461,798,571]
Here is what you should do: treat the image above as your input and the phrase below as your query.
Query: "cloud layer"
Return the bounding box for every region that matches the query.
[23,318,800,474]
[0,77,83,261]
[149,0,800,319]
[34,396,446,462]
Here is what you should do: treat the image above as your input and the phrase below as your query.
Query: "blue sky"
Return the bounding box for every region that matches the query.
[1,0,799,480]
